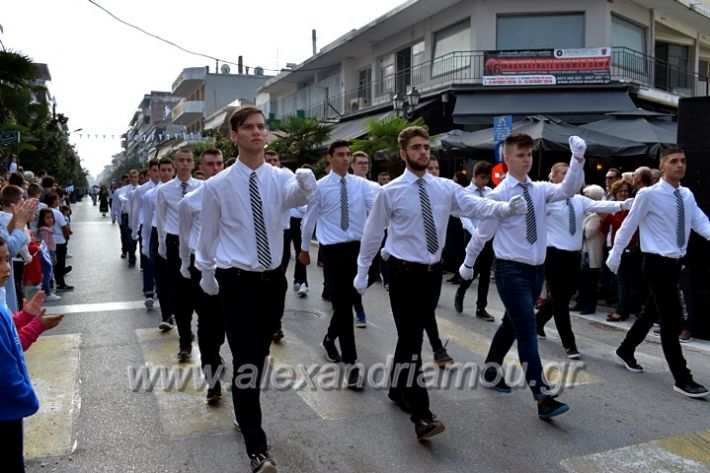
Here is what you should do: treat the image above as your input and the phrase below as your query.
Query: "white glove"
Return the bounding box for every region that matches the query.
[459,262,474,280]
[504,195,527,216]
[131,230,139,241]
[605,254,620,274]
[569,136,587,158]
[179,263,191,279]
[295,168,317,194]
[158,243,167,259]
[200,271,219,296]
[621,198,634,211]
[353,271,368,295]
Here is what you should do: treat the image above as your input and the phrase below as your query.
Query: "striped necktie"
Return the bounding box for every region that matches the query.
[249,172,272,268]
[520,183,537,244]
[180,181,188,197]
[417,178,439,254]
[674,188,685,248]
[477,188,484,197]
[566,198,576,235]
[340,176,349,230]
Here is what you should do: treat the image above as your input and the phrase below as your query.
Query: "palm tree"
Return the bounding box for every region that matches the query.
[268,115,334,167]
[0,50,41,125]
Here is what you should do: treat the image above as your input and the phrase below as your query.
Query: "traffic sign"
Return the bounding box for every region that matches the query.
[491,163,508,186]
[0,131,20,145]
[493,115,512,142]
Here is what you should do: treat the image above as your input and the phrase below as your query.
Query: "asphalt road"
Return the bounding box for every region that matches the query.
[22,200,710,473]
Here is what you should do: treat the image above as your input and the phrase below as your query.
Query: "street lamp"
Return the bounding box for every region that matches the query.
[392,86,421,119]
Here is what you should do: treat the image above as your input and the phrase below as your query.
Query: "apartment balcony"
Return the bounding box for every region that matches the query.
[276,48,709,121]
[171,99,204,126]
[172,67,207,97]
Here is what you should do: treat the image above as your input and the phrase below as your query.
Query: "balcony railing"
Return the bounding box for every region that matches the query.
[272,47,709,121]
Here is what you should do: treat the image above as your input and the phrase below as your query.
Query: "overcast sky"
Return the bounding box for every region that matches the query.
[3,0,406,177]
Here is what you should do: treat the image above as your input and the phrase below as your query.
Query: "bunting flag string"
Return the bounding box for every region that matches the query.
[72,132,208,142]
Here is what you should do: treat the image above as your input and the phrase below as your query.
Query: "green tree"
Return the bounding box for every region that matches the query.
[0,50,41,125]
[349,115,425,178]
[267,115,334,167]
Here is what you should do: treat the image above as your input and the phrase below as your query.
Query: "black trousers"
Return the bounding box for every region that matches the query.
[536,247,581,350]
[322,241,359,364]
[55,242,68,287]
[13,260,24,310]
[165,234,194,350]
[216,267,286,456]
[0,419,25,472]
[289,217,307,285]
[619,253,692,385]
[388,257,441,422]
[457,239,494,310]
[189,259,226,379]
[150,227,172,322]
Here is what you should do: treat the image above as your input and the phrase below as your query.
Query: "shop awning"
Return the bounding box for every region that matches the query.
[453,90,637,125]
[329,111,393,142]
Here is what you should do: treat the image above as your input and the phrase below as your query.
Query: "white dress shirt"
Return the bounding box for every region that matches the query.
[357,169,514,270]
[195,160,314,272]
[52,208,67,245]
[130,180,157,235]
[609,180,710,263]
[178,185,205,266]
[464,155,585,267]
[461,184,493,233]
[300,172,375,251]
[117,184,136,214]
[546,194,622,251]
[140,183,163,251]
[290,205,306,219]
[157,177,202,250]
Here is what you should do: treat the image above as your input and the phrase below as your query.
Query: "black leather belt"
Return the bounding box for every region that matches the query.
[389,256,442,272]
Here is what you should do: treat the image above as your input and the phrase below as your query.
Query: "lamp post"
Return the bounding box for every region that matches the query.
[392,86,421,119]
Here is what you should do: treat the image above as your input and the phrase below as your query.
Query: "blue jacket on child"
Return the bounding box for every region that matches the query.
[0,299,39,421]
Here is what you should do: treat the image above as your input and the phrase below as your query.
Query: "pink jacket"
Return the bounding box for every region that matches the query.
[12,310,46,351]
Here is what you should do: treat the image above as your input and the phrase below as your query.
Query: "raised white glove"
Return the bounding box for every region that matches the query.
[605,254,620,274]
[459,262,474,280]
[295,168,317,194]
[505,195,527,216]
[353,271,368,295]
[179,263,191,279]
[621,198,634,211]
[569,136,587,158]
[158,243,167,259]
[200,271,219,296]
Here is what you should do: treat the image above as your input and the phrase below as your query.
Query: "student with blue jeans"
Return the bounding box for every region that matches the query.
[460,133,587,419]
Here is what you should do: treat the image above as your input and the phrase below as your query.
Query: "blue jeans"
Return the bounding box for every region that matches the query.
[486,259,550,400]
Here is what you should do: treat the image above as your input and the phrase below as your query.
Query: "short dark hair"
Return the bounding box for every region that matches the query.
[148,158,160,168]
[660,147,684,162]
[1,185,24,208]
[174,148,194,159]
[201,148,223,159]
[327,140,350,156]
[41,175,55,189]
[158,157,173,167]
[44,191,59,206]
[473,161,492,176]
[635,166,653,186]
[504,133,534,152]
[8,172,24,186]
[229,105,265,132]
[27,183,42,198]
[398,126,429,150]
[225,157,237,167]
[378,171,390,178]
[606,167,620,177]
[264,149,278,157]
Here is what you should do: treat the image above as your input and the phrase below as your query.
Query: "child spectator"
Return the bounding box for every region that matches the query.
[36,209,59,301]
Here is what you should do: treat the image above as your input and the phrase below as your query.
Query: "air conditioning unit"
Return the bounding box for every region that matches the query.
[358,98,369,109]
[350,99,360,112]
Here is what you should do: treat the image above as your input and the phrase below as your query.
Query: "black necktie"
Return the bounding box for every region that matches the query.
[674,188,685,248]
[520,183,537,244]
[249,172,271,268]
[340,176,349,230]
[566,198,576,235]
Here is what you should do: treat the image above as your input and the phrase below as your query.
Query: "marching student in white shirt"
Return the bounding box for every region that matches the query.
[195,106,317,473]
[536,161,631,359]
[110,176,126,225]
[299,140,376,389]
[459,133,587,420]
[350,151,381,326]
[178,148,226,405]
[157,149,202,362]
[130,159,160,307]
[117,172,138,264]
[455,161,496,321]
[608,147,710,398]
[141,158,175,327]
[355,126,526,440]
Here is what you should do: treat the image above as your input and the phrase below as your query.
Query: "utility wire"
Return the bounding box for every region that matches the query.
[88,0,331,74]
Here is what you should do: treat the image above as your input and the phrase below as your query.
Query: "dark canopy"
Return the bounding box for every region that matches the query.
[580,117,677,155]
[440,116,651,157]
